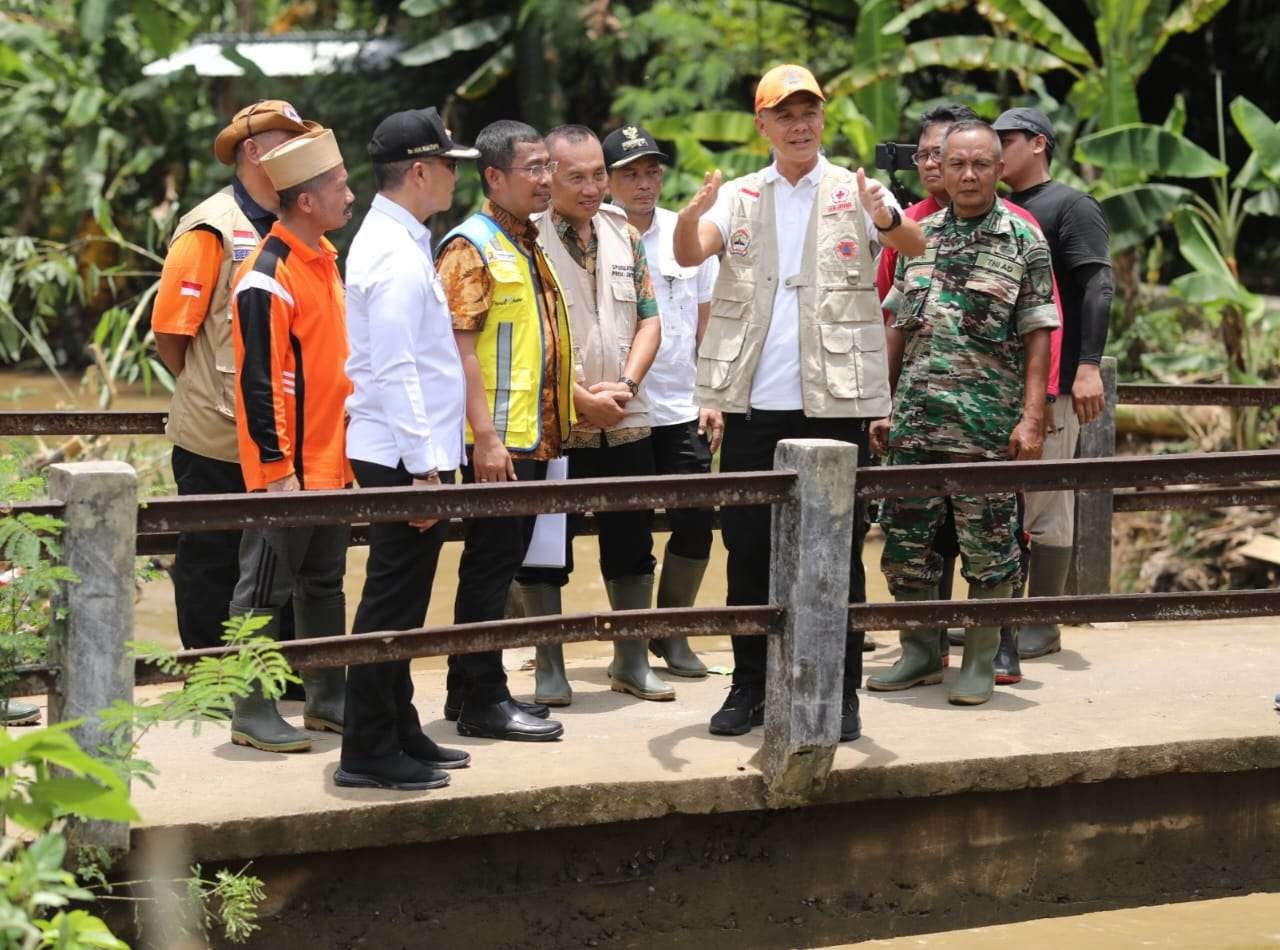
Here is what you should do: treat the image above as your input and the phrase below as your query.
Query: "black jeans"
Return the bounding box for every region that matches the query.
[650,420,714,561]
[342,459,452,769]
[170,446,245,650]
[448,457,547,704]
[516,434,656,588]
[719,411,871,691]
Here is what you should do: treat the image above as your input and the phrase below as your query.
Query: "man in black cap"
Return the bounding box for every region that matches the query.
[993,106,1114,660]
[602,124,720,678]
[336,108,479,790]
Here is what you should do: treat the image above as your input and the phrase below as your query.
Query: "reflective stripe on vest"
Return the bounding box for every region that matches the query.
[440,213,574,451]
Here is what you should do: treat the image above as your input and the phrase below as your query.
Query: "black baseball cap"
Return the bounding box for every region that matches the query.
[602,124,670,169]
[368,107,479,163]
[992,107,1057,154]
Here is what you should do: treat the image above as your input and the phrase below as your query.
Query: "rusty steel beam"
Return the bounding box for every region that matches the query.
[858,450,1280,499]
[0,411,168,436]
[133,606,781,685]
[1117,384,1280,407]
[133,472,795,534]
[1113,486,1280,512]
[849,588,1280,631]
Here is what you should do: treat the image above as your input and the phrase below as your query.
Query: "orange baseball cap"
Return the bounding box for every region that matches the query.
[213,99,319,165]
[754,64,826,111]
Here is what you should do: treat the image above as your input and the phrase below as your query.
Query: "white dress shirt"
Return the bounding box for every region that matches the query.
[345,193,466,474]
[705,156,898,410]
[638,206,719,427]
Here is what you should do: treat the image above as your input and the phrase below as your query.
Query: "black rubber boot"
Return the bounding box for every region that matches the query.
[994,626,1023,684]
[651,547,709,677]
[1018,544,1072,658]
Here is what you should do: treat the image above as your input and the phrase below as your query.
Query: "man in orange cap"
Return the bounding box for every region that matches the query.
[153,100,316,653]
[673,64,925,742]
[227,128,356,756]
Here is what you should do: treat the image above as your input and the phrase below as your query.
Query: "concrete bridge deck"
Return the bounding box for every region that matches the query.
[100,616,1280,947]
[126,617,1280,862]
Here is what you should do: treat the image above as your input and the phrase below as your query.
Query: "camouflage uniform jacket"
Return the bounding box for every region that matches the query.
[883,200,1058,460]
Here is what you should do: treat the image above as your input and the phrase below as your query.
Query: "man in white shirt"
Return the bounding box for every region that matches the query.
[603,123,721,678]
[673,64,925,741]
[337,108,476,792]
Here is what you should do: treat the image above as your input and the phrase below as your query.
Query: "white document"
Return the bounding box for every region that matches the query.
[521,456,569,568]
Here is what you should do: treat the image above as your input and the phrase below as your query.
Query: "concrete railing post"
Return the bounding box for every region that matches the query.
[762,438,858,807]
[1070,356,1118,595]
[47,461,137,853]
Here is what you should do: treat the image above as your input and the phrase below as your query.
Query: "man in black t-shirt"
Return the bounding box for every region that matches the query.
[993,107,1115,660]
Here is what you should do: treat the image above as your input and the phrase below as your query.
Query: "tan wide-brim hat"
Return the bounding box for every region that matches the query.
[213,99,318,165]
[261,128,344,191]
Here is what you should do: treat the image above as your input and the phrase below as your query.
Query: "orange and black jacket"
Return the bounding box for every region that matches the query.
[230,220,353,491]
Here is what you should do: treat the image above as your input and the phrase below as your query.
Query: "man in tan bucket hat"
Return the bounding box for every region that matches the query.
[153,100,317,654]
[227,128,356,754]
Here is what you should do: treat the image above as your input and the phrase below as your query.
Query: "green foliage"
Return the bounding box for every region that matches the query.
[1075,124,1228,178]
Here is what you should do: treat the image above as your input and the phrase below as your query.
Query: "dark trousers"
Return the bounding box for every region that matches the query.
[719,410,871,690]
[516,434,657,588]
[448,457,548,704]
[342,459,452,769]
[171,446,246,650]
[650,420,714,560]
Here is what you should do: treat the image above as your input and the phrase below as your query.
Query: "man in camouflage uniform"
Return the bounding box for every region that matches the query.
[868,120,1058,706]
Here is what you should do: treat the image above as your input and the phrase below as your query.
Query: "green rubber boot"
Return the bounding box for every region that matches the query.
[868,587,944,691]
[948,581,1013,706]
[228,606,312,753]
[518,582,572,706]
[606,575,674,701]
[1018,544,1072,659]
[295,592,347,734]
[651,546,709,678]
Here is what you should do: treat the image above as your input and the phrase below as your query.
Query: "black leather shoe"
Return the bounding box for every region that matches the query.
[402,734,472,770]
[443,692,550,722]
[334,753,451,791]
[709,684,765,736]
[840,692,862,742]
[456,699,564,741]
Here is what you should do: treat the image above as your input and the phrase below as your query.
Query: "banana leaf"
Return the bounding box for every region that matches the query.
[828,35,1071,96]
[881,0,965,36]
[645,111,758,145]
[1074,123,1226,178]
[1229,96,1280,184]
[854,0,905,141]
[398,15,511,67]
[1098,183,1190,252]
[974,0,1094,67]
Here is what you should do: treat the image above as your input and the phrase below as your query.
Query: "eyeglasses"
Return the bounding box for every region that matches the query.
[504,161,559,178]
[912,147,943,166]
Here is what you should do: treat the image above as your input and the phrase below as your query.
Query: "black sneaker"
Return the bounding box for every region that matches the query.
[334,753,451,791]
[840,692,861,742]
[402,733,472,770]
[709,684,765,736]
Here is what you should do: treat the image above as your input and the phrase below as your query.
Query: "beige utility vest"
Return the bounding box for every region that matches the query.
[535,204,651,430]
[694,162,891,418]
[164,188,260,462]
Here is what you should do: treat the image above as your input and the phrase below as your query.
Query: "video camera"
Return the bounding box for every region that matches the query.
[874,142,918,207]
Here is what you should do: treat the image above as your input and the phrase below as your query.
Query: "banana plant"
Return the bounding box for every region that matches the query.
[1075,76,1280,447]
[849,0,1232,132]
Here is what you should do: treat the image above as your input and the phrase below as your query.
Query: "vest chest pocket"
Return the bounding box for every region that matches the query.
[816,283,878,324]
[610,278,636,303]
[819,321,886,400]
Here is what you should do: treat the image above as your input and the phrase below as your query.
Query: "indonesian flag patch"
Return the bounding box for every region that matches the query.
[179,280,203,298]
[232,229,257,262]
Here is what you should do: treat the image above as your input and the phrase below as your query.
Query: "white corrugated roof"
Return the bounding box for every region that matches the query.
[143,33,404,77]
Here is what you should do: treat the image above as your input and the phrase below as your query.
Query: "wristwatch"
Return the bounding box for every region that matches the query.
[408,468,440,481]
[618,376,640,396]
[879,206,902,232]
